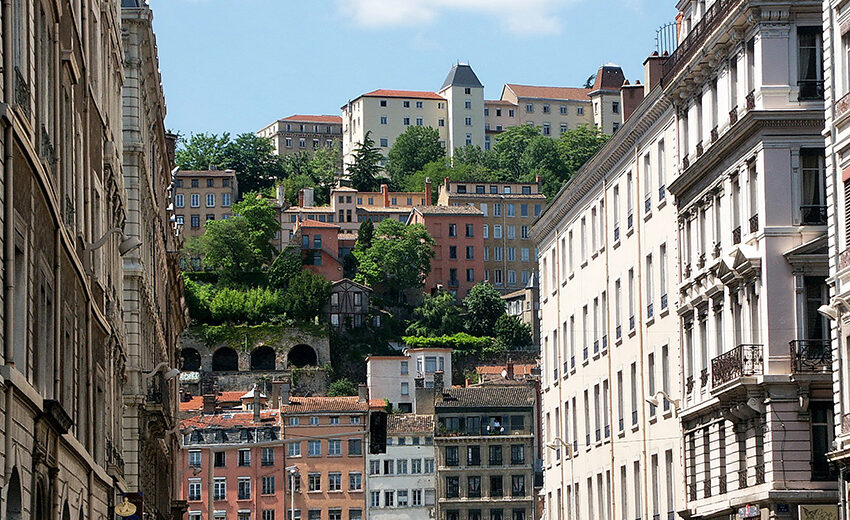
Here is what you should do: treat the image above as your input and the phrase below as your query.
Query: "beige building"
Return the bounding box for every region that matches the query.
[502,279,541,349]
[122,3,189,519]
[257,114,342,158]
[0,2,186,520]
[437,179,546,292]
[173,169,239,239]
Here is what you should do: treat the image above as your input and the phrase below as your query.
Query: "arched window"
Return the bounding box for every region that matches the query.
[212,347,238,372]
[6,468,22,520]
[181,348,201,371]
[250,346,276,371]
[287,345,318,368]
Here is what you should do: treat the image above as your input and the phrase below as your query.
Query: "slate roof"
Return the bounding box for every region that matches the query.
[505,84,591,101]
[388,414,435,434]
[591,65,626,92]
[441,64,484,90]
[436,385,535,408]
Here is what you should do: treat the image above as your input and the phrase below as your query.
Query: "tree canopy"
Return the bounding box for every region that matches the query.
[386,126,445,189]
[463,282,507,336]
[348,131,383,192]
[353,219,435,299]
[405,290,464,337]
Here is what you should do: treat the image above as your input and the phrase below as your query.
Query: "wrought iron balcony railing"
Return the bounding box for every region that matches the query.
[798,79,825,101]
[711,344,763,387]
[700,368,709,388]
[732,226,741,245]
[710,126,719,143]
[15,66,31,118]
[790,339,831,373]
[730,106,739,125]
[696,141,704,157]
[746,90,756,111]
[686,375,695,394]
[749,214,759,233]
[800,205,827,225]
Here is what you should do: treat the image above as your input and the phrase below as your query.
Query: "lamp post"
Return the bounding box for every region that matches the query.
[646,391,681,418]
[286,466,298,520]
[546,437,573,518]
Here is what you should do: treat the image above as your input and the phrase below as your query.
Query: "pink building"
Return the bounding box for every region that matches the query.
[408,205,485,298]
[179,406,283,520]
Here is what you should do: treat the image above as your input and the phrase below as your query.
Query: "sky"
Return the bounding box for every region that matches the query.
[150,0,678,137]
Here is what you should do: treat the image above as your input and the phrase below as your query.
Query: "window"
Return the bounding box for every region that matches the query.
[348,438,362,455]
[511,445,525,464]
[288,442,301,457]
[190,194,200,208]
[380,99,387,107]
[812,402,835,480]
[494,225,502,239]
[328,511,341,520]
[213,478,226,501]
[369,460,380,475]
[308,511,320,520]
[801,149,827,224]
[329,416,340,425]
[214,452,226,467]
[403,117,410,125]
[189,450,201,467]
[370,491,380,508]
[416,117,423,126]
[328,472,341,491]
[349,510,362,520]
[380,137,388,147]
[798,26,824,100]
[646,254,654,319]
[308,473,321,492]
[446,476,460,498]
[448,223,457,237]
[238,449,251,467]
[383,459,394,475]
[349,472,362,491]
[175,194,185,208]
[189,479,202,501]
[466,223,474,237]
[222,193,232,207]
[329,439,341,456]
[262,476,275,495]
[466,269,475,282]
[511,475,526,496]
[384,490,395,507]
[446,446,460,466]
[468,445,481,466]
[308,440,321,456]
[449,246,457,259]
[425,458,435,473]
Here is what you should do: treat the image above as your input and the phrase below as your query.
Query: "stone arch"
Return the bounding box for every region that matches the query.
[212,347,239,372]
[250,346,276,371]
[6,467,22,520]
[287,344,318,368]
[62,502,70,520]
[33,481,48,520]
[181,348,201,371]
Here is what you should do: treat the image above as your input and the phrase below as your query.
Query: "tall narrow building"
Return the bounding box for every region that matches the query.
[439,63,485,155]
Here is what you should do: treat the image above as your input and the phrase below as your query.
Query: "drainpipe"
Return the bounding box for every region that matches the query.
[633,144,650,520]
[602,175,616,519]
[3,0,17,488]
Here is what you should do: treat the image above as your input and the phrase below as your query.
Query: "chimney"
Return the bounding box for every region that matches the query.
[202,393,216,416]
[270,379,283,408]
[303,187,314,207]
[620,80,645,122]
[535,174,541,187]
[414,376,435,415]
[298,188,304,208]
[434,370,444,395]
[253,384,261,422]
[280,379,292,406]
[414,375,425,388]
[276,184,286,207]
[643,52,667,94]
[381,184,389,207]
[165,133,178,169]
[424,178,432,206]
[358,384,368,403]
[506,359,515,381]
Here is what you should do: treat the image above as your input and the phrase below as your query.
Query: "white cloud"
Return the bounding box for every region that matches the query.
[337,0,577,36]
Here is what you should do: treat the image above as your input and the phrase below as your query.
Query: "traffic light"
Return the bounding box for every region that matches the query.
[369,411,387,454]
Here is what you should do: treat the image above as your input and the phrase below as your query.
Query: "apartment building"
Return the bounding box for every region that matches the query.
[438,179,546,293]
[408,205,485,298]
[278,182,431,248]
[294,219,345,281]
[180,407,284,520]
[536,2,836,520]
[366,348,452,413]
[433,382,538,520]
[0,2,187,520]
[667,2,834,519]
[825,3,850,517]
[502,278,541,349]
[173,169,239,238]
[324,278,376,330]
[365,414,437,520]
[534,57,682,520]
[280,394,373,520]
[122,3,190,518]
[257,114,343,158]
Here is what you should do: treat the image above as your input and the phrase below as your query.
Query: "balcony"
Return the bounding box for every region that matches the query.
[732,226,741,245]
[711,344,763,388]
[801,205,827,225]
[710,126,719,143]
[730,106,739,125]
[713,241,722,259]
[15,66,31,118]
[746,90,756,111]
[696,141,704,158]
[749,214,758,233]
[798,79,825,101]
[660,0,743,84]
[790,339,831,374]
[686,375,694,394]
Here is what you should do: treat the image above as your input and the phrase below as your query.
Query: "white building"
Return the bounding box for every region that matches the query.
[366,348,452,413]
[534,56,683,520]
[365,414,436,520]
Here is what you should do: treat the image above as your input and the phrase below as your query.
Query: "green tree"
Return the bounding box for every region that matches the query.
[268,246,303,289]
[175,132,231,170]
[386,126,445,189]
[355,219,374,254]
[463,282,506,336]
[348,131,383,192]
[328,378,358,397]
[493,314,533,350]
[491,125,541,178]
[282,270,332,322]
[308,144,341,205]
[225,133,286,194]
[231,195,279,265]
[353,219,435,299]
[557,124,609,176]
[405,290,464,337]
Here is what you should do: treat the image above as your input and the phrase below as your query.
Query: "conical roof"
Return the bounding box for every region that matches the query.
[441,63,483,90]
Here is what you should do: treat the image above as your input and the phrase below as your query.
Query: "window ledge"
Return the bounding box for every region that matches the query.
[658,198,667,210]
[580,261,589,269]
[631,424,639,433]
[617,429,626,439]
[644,212,652,222]
[626,227,634,238]
[645,316,655,327]
[615,336,623,347]
[662,410,673,420]
[613,239,621,249]
[569,272,575,280]
[648,415,658,425]
[591,252,599,260]
[659,306,669,318]
[628,328,636,338]
[582,358,590,367]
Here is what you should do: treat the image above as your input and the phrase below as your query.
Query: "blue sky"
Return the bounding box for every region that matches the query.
[150,0,678,137]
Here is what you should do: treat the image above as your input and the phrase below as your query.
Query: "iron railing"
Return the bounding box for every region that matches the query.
[700,368,709,388]
[686,375,695,394]
[696,141,704,157]
[749,214,759,233]
[738,469,748,489]
[15,66,31,117]
[730,106,739,125]
[800,205,827,225]
[790,339,831,373]
[711,344,763,387]
[710,126,718,143]
[755,464,765,484]
[732,226,741,245]
[746,90,756,110]
[798,80,825,101]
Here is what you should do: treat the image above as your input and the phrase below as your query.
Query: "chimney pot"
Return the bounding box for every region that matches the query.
[434,370,444,395]
[358,384,368,403]
[381,184,389,207]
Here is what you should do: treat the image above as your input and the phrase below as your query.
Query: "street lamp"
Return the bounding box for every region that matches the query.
[84,227,142,256]
[546,438,574,519]
[646,391,681,417]
[286,465,299,520]
[819,297,849,321]
[143,361,181,381]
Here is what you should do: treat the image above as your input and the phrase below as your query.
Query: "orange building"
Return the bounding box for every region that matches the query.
[280,392,382,520]
[295,219,345,281]
[408,205,485,298]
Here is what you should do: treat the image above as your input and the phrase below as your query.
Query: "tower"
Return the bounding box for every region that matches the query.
[439,63,485,156]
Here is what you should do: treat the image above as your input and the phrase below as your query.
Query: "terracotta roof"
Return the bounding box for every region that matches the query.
[358,206,413,213]
[486,99,518,106]
[298,219,340,229]
[436,385,535,408]
[176,170,237,177]
[362,89,445,100]
[281,115,342,124]
[283,206,334,213]
[180,410,279,429]
[388,414,435,434]
[505,84,591,101]
[179,391,246,412]
[476,364,536,376]
[591,65,625,92]
[413,205,483,216]
[443,193,547,201]
[281,396,370,413]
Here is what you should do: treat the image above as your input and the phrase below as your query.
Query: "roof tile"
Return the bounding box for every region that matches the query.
[506,84,591,101]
